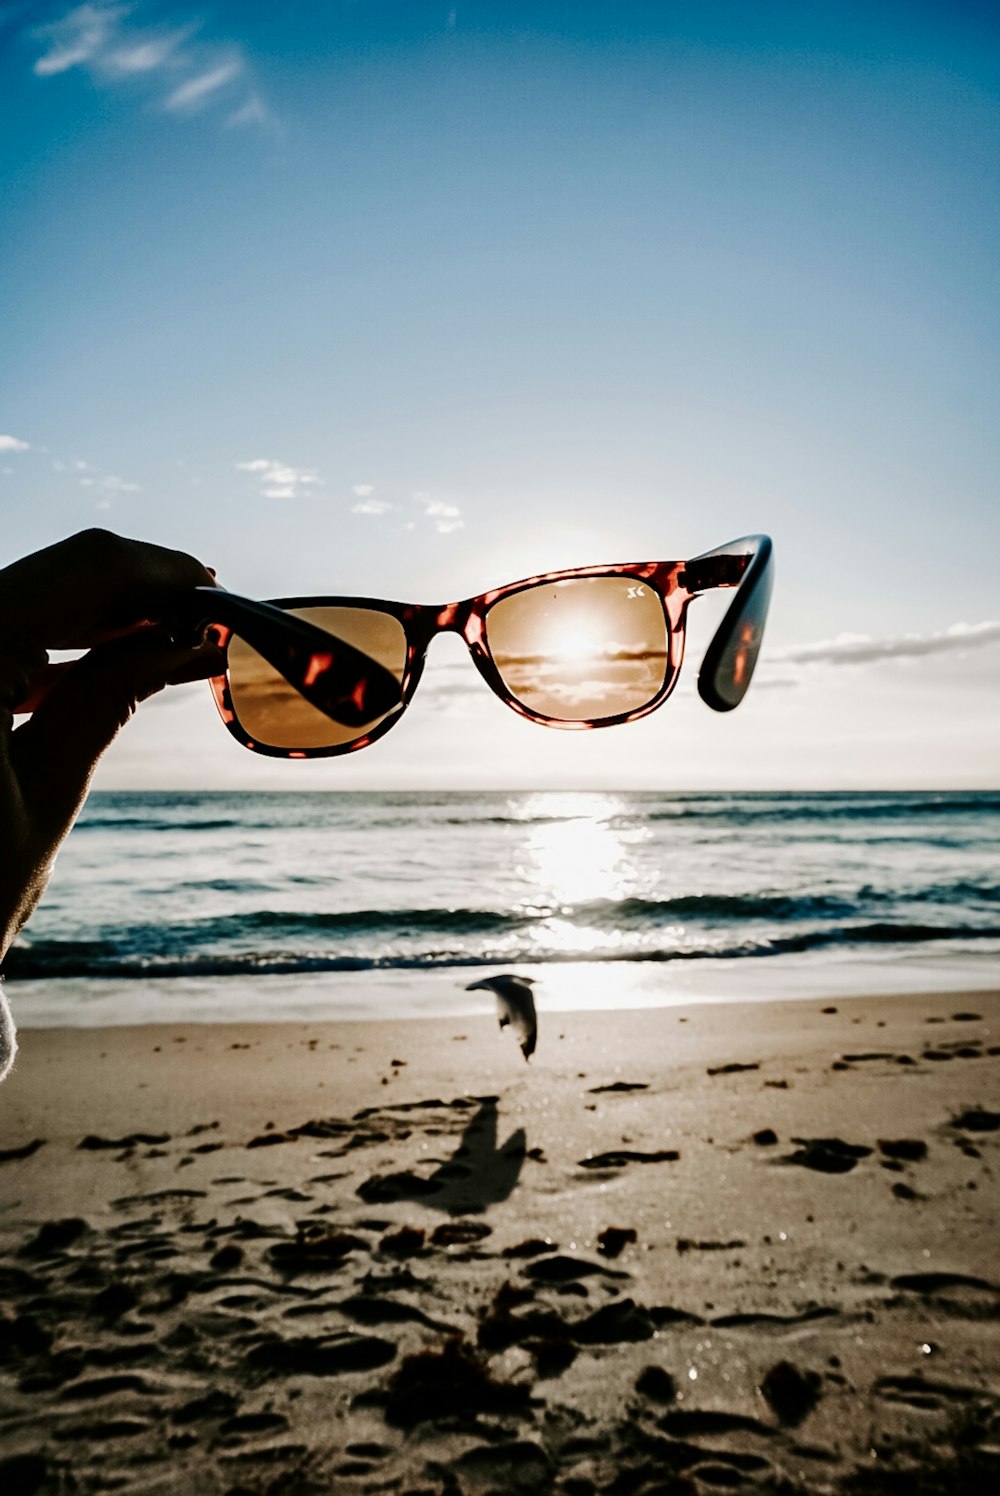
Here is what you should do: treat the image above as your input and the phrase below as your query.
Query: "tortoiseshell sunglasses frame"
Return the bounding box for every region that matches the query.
[197,533,773,759]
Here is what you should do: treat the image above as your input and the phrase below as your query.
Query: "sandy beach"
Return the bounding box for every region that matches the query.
[1,989,998,1494]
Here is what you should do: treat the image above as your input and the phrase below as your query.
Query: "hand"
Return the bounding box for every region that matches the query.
[0,529,221,963]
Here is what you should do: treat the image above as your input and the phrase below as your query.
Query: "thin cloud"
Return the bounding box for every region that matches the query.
[237,457,322,501]
[772,621,1000,668]
[227,94,271,129]
[344,486,465,533]
[104,28,193,76]
[421,497,464,534]
[0,433,30,452]
[33,1,124,76]
[351,483,394,516]
[28,3,269,129]
[164,58,241,113]
[76,464,142,503]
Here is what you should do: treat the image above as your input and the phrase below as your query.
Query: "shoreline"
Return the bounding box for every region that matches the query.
[7,949,1000,1030]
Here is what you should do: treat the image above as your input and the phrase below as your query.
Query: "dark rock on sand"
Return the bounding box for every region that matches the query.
[380,1226,425,1257]
[382,1336,531,1429]
[20,1218,90,1256]
[431,1219,492,1247]
[588,1081,649,1094]
[781,1138,873,1173]
[579,1149,679,1169]
[636,1365,677,1404]
[572,1298,655,1344]
[0,1138,46,1164]
[877,1138,928,1161]
[210,1244,245,1271]
[525,1254,627,1285]
[951,1108,1000,1132]
[78,1132,169,1150]
[676,1237,746,1253]
[597,1226,638,1258]
[356,1170,443,1203]
[501,1237,558,1259]
[752,1128,778,1146]
[890,1270,999,1295]
[760,1359,822,1424]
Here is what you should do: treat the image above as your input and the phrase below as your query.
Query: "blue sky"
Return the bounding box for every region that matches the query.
[2,0,998,788]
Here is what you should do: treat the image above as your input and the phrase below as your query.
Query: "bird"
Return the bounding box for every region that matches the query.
[466,973,538,1061]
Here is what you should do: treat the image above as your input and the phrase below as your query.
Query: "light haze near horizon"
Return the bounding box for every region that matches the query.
[2,1,998,790]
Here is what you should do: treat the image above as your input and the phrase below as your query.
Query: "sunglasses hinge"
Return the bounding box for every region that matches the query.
[679,554,749,594]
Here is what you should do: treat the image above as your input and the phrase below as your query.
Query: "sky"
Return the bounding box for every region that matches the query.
[1,0,998,790]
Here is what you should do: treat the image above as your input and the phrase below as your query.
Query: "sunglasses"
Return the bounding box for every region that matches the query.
[179,533,773,758]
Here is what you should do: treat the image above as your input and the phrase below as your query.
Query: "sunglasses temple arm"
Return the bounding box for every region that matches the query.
[170,587,403,728]
[681,534,774,712]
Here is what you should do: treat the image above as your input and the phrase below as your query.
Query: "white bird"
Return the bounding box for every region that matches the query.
[466,973,538,1061]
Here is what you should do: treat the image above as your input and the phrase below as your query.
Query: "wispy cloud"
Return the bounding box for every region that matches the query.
[28,3,271,128]
[104,27,193,77]
[226,94,268,129]
[237,457,322,501]
[0,433,30,452]
[771,621,1000,669]
[164,57,241,113]
[350,482,394,516]
[33,1,124,76]
[79,471,141,494]
[350,486,466,534]
[420,496,464,534]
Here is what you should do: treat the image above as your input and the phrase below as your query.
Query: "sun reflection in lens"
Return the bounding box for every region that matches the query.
[545,619,606,663]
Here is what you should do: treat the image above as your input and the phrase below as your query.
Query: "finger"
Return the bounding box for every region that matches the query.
[10,634,222,830]
[0,645,50,711]
[8,661,72,715]
[0,529,217,649]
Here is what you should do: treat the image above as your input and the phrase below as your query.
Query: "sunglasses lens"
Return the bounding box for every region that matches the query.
[486,577,670,722]
[228,606,407,750]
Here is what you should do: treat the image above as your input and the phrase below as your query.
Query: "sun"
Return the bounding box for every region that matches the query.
[543,618,604,663]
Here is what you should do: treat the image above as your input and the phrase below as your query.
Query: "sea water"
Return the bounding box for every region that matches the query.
[5,790,998,1026]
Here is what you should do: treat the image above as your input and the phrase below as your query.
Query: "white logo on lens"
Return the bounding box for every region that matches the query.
[626,585,646,598]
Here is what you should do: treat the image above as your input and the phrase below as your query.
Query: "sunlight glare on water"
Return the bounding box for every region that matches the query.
[516,791,647,908]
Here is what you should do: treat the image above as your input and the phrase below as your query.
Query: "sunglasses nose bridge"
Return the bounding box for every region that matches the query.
[432,600,476,636]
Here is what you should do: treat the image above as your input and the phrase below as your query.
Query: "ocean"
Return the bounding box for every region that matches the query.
[4,790,999,1027]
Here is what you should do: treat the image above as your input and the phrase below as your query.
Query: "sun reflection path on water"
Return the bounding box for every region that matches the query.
[513,791,658,920]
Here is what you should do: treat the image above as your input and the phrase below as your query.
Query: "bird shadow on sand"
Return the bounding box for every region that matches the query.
[357,1099,526,1216]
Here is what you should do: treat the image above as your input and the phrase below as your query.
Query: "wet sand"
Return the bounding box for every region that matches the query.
[1,990,998,1494]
